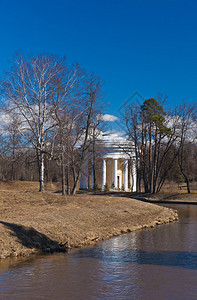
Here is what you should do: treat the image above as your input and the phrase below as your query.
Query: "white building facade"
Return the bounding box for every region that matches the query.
[80,132,137,192]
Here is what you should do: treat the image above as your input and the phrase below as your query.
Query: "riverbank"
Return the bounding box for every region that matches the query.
[136,192,197,204]
[0,182,178,259]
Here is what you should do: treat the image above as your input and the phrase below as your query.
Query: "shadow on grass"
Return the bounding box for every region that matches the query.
[0,221,67,253]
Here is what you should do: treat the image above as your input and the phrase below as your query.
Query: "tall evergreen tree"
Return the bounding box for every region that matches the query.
[140,98,172,193]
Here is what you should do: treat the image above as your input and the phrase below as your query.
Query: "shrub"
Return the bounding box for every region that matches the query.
[111,182,115,189]
[104,183,109,192]
[93,183,98,192]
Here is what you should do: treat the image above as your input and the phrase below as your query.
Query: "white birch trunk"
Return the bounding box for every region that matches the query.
[39,152,45,192]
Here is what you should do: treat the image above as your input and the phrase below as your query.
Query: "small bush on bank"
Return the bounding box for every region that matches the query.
[93,183,99,192]
[104,183,109,192]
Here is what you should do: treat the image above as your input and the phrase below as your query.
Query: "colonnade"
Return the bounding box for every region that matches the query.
[80,157,136,192]
[101,158,136,191]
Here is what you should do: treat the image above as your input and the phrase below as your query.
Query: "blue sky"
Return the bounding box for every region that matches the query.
[0,0,197,118]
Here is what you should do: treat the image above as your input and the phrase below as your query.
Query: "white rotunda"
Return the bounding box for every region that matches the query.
[80,132,137,192]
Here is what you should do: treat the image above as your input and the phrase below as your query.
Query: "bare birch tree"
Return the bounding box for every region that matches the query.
[50,64,86,195]
[71,73,104,194]
[0,54,66,191]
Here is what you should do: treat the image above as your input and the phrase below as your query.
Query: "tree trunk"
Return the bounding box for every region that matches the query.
[66,148,70,195]
[149,123,153,193]
[62,152,66,195]
[179,162,191,194]
[92,136,96,185]
[152,137,157,194]
[67,165,70,195]
[39,152,45,192]
[185,177,191,194]
[72,170,81,195]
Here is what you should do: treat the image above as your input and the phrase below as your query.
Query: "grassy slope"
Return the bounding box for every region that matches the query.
[0,181,179,259]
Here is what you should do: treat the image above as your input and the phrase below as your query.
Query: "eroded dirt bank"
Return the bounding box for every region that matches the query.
[0,183,178,259]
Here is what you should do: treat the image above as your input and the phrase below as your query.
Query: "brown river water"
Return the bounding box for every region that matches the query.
[1,204,197,299]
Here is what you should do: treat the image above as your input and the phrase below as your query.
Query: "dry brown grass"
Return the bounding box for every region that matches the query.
[0,181,179,259]
[161,181,197,194]
[0,181,61,193]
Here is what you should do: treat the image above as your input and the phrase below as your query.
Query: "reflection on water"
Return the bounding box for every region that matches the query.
[72,249,197,270]
[1,205,197,299]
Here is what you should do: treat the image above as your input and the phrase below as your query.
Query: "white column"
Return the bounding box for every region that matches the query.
[80,157,88,189]
[123,159,128,191]
[113,159,118,189]
[101,159,106,190]
[132,161,137,192]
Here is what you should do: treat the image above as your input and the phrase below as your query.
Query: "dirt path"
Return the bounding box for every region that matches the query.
[0,182,179,259]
